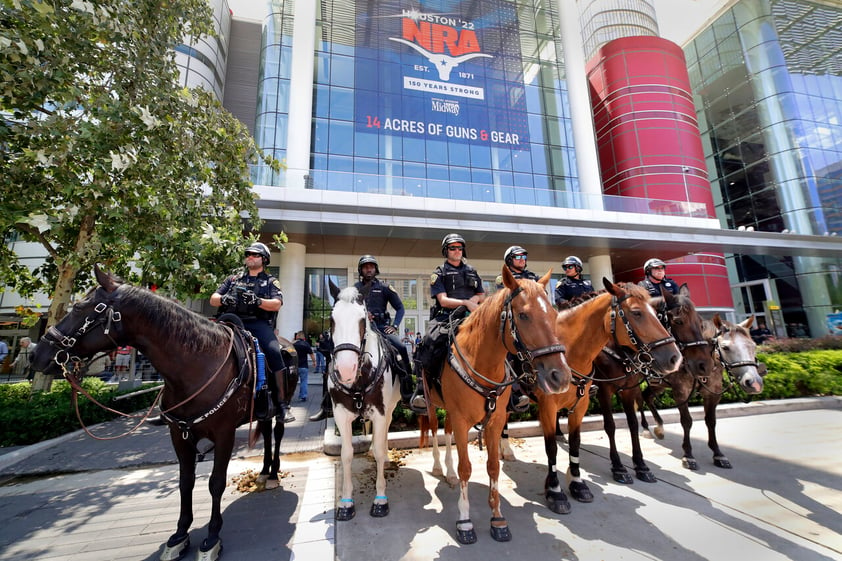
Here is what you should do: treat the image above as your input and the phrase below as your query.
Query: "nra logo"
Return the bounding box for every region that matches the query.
[389,11,492,81]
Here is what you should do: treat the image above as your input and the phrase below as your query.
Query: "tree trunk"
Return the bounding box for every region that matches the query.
[46,214,96,327]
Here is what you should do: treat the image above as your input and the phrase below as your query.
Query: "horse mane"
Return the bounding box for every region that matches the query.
[337,286,360,304]
[459,278,548,338]
[117,284,228,352]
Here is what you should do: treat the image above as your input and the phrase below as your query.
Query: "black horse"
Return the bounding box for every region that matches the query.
[31,267,287,561]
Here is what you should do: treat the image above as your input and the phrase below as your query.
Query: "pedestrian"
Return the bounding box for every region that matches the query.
[410,233,485,411]
[292,330,315,402]
[211,241,286,419]
[639,258,680,297]
[310,331,334,421]
[11,337,37,380]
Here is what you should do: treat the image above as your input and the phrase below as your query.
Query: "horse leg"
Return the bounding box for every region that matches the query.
[429,414,443,477]
[369,415,391,517]
[539,401,570,514]
[200,433,235,560]
[452,416,477,545]
[678,402,698,470]
[622,387,655,482]
[500,420,516,461]
[485,411,511,542]
[257,419,272,484]
[265,415,285,490]
[335,408,357,521]
[704,395,731,468]
[599,385,632,484]
[641,385,665,440]
[160,437,196,561]
[443,415,457,486]
[566,403,594,503]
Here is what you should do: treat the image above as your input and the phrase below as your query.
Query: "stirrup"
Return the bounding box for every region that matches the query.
[509,392,530,413]
[409,393,428,414]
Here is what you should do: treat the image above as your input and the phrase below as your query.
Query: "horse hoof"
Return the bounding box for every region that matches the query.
[197,538,222,561]
[636,469,657,483]
[612,469,634,485]
[546,490,571,514]
[682,457,699,471]
[641,429,654,439]
[336,504,356,521]
[713,456,733,469]
[160,535,190,561]
[653,426,665,440]
[455,520,477,544]
[501,450,516,462]
[446,475,459,488]
[570,481,593,503]
[489,518,511,542]
[264,477,280,490]
[370,502,390,517]
[256,474,268,484]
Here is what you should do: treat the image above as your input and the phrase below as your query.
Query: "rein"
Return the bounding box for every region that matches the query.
[329,329,390,413]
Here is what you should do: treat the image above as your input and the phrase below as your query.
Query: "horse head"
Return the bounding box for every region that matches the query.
[500,266,572,394]
[604,278,682,375]
[656,284,714,379]
[711,314,765,394]
[32,266,127,375]
[329,284,371,387]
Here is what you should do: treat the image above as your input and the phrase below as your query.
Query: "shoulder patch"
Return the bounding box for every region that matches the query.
[495,275,503,286]
[388,284,398,293]
[430,273,439,285]
[272,279,282,289]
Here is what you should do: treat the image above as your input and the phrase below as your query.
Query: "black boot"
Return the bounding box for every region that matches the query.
[508,387,531,413]
[309,392,332,422]
[254,387,275,420]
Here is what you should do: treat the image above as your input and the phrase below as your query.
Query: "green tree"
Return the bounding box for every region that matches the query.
[0,0,276,326]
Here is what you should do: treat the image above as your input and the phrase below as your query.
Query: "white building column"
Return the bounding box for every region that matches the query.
[558,0,604,210]
[588,254,613,285]
[276,242,306,340]
[284,1,316,189]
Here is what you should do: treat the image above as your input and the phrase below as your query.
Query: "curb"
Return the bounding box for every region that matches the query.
[321,396,842,456]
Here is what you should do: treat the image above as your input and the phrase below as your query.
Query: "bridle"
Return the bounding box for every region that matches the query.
[329,315,389,412]
[606,292,676,376]
[41,300,123,370]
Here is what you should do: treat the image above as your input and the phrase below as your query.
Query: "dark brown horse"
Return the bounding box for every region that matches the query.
[639,314,766,470]
[503,280,682,514]
[419,266,571,544]
[591,284,714,483]
[31,267,284,561]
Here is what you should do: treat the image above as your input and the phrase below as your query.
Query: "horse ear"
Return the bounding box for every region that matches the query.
[662,285,677,306]
[502,264,516,290]
[602,277,619,296]
[679,283,690,297]
[740,315,755,329]
[538,269,552,288]
[328,279,340,302]
[712,313,723,329]
[94,265,121,293]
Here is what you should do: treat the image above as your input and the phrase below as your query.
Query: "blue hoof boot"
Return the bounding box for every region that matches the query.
[370,502,389,517]
[546,489,571,514]
[490,517,511,542]
[455,519,477,544]
[612,468,634,484]
[336,503,356,521]
[570,480,593,503]
[636,468,657,483]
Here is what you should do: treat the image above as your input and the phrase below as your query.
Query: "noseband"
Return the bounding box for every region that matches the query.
[609,293,675,369]
[42,301,123,368]
[329,327,388,411]
[714,327,759,372]
[500,286,566,368]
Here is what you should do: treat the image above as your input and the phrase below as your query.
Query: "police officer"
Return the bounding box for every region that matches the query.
[410,233,485,411]
[497,246,538,411]
[211,242,286,419]
[639,258,679,297]
[355,255,415,403]
[554,256,593,308]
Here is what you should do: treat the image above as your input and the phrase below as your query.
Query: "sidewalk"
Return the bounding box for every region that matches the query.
[0,395,840,561]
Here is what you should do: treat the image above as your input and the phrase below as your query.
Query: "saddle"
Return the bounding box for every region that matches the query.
[414,311,466,396]
[216,313,274,419]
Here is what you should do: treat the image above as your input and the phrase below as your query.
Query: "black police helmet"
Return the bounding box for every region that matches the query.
[441,233,467,258]
[358,254,380,277]
[562,255,583,273]
[644,258,667,276]
[245,242,271,266]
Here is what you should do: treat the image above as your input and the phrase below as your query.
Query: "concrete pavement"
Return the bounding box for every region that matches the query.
[0,394,840,561]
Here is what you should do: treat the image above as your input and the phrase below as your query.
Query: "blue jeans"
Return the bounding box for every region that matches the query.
[298,366,309,400]
[315,351,325,373]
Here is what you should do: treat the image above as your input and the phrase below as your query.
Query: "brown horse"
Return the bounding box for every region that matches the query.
[592,284,714,484]
[419,266,571,544]
[640,314,766,470]
[31,267,283,561]
[504,280,682,514]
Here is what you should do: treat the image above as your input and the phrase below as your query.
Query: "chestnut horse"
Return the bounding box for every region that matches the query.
[328,283,401,521]
[31,268,284,561]
[419,266,571,544]
[591,284,714,484]
[503,280,682,514]
[640,314,766,470]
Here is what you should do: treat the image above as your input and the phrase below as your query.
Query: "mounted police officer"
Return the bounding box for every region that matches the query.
[554,256,593,308]
[211,242,286,420]
[410,233,485,412]
[639,258,679,297]
[497,245,538,412]
[354,255,415,404]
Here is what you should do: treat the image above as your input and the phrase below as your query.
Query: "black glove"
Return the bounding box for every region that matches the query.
[383,325,397,335]
[241,291,259,306]
[220,292,237,307]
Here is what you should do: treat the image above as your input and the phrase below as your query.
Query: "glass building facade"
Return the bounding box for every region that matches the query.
[687,0,842,336]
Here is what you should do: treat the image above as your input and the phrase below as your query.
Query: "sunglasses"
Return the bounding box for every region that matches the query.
[512,255,526,260]
[447,245,464,251]
[563,264,577,269]
[245,252,261,257]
